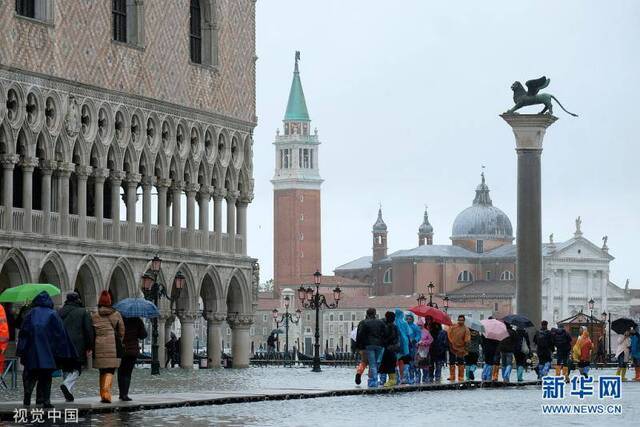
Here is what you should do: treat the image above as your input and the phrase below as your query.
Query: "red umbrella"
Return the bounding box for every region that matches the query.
[409,305,452,326]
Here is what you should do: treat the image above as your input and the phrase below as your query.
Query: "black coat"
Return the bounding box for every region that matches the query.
[533,329,553,355]
[514,329,531,356]
[481,336,499,362]
[59,301,94,366]
[356,317,387,349]
[498,328,518,353]
[123,317,147,357]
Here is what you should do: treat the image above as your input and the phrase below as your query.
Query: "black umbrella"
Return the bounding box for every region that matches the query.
[501,314,534,329]
[611,318,638,335]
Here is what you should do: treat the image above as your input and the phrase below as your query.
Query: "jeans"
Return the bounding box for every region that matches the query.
[501,353,514,380]
[365,345,384,387]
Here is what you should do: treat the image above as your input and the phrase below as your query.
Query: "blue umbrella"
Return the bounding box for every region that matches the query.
[113,298,159,318]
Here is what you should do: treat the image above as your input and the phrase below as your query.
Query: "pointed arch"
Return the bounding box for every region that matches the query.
[54,135,68,163]
[169,155,181,181]
[106,143,123,171]
[39,250,71,295]
[197,160,208,186]
[0,124,12,154]
[123,145,137,174]
[200,265,224,314]
[211,162,223,189]
[183,157,195,183]
[35,132,50,160]
[16,128,29,157]
[172,262,197,313]
[71,138,86,166]
[73,254,103,308]
[138,145,153,177]
[0,248,32,289]
[89,141,106,169]
[153,149,167,179]
[224,167,237,191]
[225,268,250,314]
[106,257,137,303]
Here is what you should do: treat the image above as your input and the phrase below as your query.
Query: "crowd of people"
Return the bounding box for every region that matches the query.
[354,308,640,388]
[9,290,147,407]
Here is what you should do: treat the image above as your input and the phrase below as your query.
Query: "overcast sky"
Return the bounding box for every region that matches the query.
[248,0,639,290]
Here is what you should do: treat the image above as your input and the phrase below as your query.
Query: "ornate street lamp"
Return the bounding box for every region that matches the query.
[588,298,595,343]
[141,255,186,375]
[443,295,450,313]
[416,293,427,306]
[601,311,612,361]
[273,295,301,365]
[298,271,340,373]
[426,282,439,308]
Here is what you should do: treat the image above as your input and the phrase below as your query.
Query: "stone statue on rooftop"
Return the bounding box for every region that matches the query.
[549,233,554,244]
[575,216,582,235]
[505,76,578,116]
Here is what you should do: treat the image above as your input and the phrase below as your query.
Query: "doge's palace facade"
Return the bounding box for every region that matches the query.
[0,0,258,368]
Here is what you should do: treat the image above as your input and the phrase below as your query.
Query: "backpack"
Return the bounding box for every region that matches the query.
[536,330,552,350]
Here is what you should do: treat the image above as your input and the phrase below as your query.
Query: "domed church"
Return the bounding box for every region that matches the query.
[334,173,631,323]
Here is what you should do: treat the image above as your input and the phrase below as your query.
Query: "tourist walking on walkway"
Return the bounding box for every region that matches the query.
[630,328,640,381]
[447,315,470,382]
[405,313,422,384]
[533,321,553,378]
[380,311,400,387]
[573,329,593,377]
[394,308,412,384]
[166,333,180,367]
[498,323,517,382]
[92,290,125,403]
[351,326,368,385]
[481,335,499,382]
[465,328,481,380]
[514,327,531,382]
[551,326,572,382]
[118,317,147,401]
[355,308,386,387]
[416,320,433,383]
[16,291,76,407]
[58,292,94,402]
[428,321,448,383]
[615,330,631,381]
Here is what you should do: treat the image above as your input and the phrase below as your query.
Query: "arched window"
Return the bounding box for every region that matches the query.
[383,268,392,284]
[189,0,219,67]
[112,0,127,42]
[190,0,202,63]
[500,271,514,281]
[457,271,474,282]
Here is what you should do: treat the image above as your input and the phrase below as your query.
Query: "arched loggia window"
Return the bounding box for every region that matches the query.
[190,0,203,63]
[189,0,219,67]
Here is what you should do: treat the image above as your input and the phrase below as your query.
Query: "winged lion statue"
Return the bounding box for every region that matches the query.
[506,76,578,117]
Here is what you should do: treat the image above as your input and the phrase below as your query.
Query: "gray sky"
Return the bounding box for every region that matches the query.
[249,0,640,289]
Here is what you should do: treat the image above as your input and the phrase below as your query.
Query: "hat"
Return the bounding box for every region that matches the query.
[98,290,112,307]
[66,292,81,303]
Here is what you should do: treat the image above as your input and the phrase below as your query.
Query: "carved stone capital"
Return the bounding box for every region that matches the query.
[92,167,110,181]
[157,178,172,189]
[198,184,214,197]
[213,188,227,201]
[40,159,58,174]
[56,162,75,177]
[19,157,40,171]
[75,165,93,178]
[178,313,200,324]
[170,180,184,192]
[125,172,142,185]
[141,175,156,188]
[225,190,240,202]
[185,182,201,195]
[109,170,126,183]
[228,314,254,328]
[238,192,254,205]
[0,154,20,168]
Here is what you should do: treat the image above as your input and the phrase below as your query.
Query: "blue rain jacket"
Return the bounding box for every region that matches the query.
[394,308,411,357]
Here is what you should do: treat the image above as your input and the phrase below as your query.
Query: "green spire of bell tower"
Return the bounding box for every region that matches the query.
[284,51,310,122]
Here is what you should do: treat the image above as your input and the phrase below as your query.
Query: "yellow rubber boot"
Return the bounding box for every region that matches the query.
[562,367,569,383]
[384,373,397,387]
[620,367,627,382]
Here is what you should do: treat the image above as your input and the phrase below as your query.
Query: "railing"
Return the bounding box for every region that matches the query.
[12,209,24,232]
[0,209,244,255]
[69,214,79,237]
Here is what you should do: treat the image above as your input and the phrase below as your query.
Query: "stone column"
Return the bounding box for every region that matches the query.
[501,114,557,328]
[157,178,171,247]
[171,181,183,248]
[586,269,593,304]
[236,194,252,255]
[1,154,19,230]
[547,270,556,319]
[20,157,39,233]
[110,171,126,243]
[93,168,109,240]
[185,183,200,250]
[225,190,239,253]
[179,315,196,369]
[229,315,253,368]
[601,271,608,312]
[40,160,56,235]
[141,176,154,244]
[213,188,226,251]
[205,312,225,368]
[75,165,92,239]
[157,315,169,367]
[57,162,74,236]
[125,173,141,244]
[562,269,569,319]
[198,185,213,252]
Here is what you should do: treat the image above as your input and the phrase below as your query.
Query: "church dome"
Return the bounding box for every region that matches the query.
[451,174,513,241]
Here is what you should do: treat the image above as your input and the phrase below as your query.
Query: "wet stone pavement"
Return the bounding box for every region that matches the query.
[1,367,638,426]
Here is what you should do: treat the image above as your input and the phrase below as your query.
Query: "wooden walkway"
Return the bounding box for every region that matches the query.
[0,380,540,420]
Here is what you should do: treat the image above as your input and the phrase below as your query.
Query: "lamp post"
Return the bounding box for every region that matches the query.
[141,255,186,375]
[426,282,438,308]
[298,271,341,373]
[601,311,611,362]
[272,295,301,364]
[588,298,594,339]
[443,295,450,313]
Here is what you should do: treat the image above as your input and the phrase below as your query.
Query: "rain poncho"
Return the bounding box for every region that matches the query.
[447,323,471,357]
[417,329,433,358]
[630,333,640,360]
[0,304,8,375]
[394,308,411,357]
[405,313,423,356]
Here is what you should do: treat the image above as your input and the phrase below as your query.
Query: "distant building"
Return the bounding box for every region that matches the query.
[335,173,631,323]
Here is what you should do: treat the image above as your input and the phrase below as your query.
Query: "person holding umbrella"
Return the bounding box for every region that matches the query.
[514,327,531,382]
[117,316,147,401]
[58,292,94,402]
[428,320,448,383]
[615,329,631,381]
[498,322,517,382]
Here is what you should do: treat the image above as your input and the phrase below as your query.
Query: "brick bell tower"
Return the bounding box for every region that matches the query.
[272,52,323,294]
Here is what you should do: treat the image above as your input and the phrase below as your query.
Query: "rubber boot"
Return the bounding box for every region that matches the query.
[448,365,456,382]
[383,373,397,387]
[456,365,464,382]
[582,366,590,378]
[99,373,106,402]
[615,368,621,376]
[422,368,430,383]
[101,373,113,403]
[503,365,512,382]
[542,362,551,377]
[397,361,405,384]
[554,365,561,376]
[465,365,471,381]
[517,366,525,382]
[634,367,640,381]
[620,367,627,382]
[403,365,411,384]
[481,364,491,381]
[469,365,477,381]
[562,367,569,384]
[491,365,499,381]
[379,373,387,385]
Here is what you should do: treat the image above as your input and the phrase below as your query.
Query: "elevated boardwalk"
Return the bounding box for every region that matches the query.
[0,380,540,420]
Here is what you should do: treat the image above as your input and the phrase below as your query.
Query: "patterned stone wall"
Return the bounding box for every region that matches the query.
[0,0,256,125]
